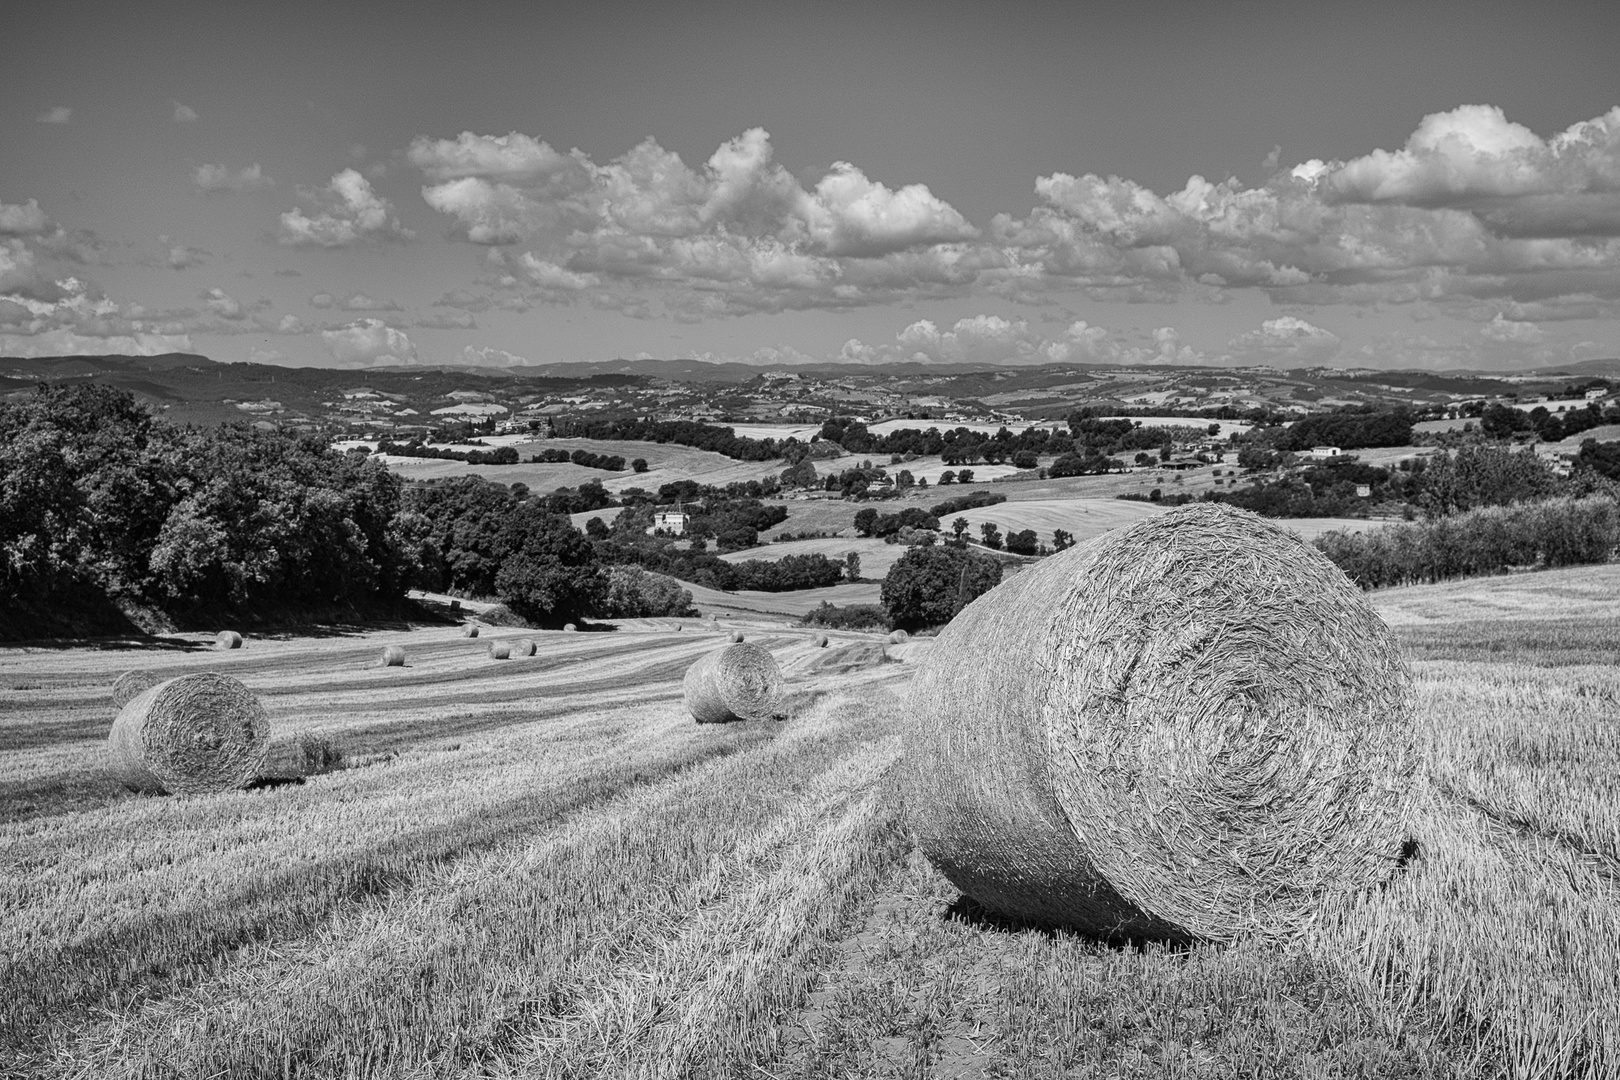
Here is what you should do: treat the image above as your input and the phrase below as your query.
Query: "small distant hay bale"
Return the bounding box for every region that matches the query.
[215,630,243,650]
[888,629,910,644]
[728,629,745,643]
[813,632,829,648]
[106,672,270,795]
[683,642,784,724]
[462,624,480,638]
[111,669,161,709]
[563,623,577,633]
[380,645,405,667]
[512,638,537,657]
[488,641,511,660]
[900,503,1418,943]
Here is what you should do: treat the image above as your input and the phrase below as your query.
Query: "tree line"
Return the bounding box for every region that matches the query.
[1,385,411,638]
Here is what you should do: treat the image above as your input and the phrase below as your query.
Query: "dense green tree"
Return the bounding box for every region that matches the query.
[881,545,1002,630]
[493,504,604,626]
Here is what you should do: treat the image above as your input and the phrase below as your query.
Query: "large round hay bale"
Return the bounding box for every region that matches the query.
[901,503,1417,943]
[513,638,537,657]
[728,629,745,643]
[683,643,784,724]
[813,632,829,648]
[111,669,161,710]
[888,629,910,644]
[462,624,480,638]
[106,673,270,795]
[380,645,405,667]
[215,630,243,650]
[563,623,577,633]
[488,641,511,660]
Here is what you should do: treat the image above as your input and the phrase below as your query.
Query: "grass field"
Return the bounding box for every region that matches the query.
[5,568,1620,1077]
[380,437,783,493]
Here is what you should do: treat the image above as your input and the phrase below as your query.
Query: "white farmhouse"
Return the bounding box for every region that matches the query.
[654,509,689,534]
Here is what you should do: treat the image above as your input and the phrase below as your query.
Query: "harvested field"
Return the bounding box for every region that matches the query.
[4,565,1620,1077]
[379,437,782,494]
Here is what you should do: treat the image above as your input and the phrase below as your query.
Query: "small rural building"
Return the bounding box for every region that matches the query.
[1301,446,1343,462]
[653,508,690,534]
[1355,484,1372,498]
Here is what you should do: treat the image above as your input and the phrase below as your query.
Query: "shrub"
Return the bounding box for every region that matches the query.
[800,602,889,631]
[599,566,697,618]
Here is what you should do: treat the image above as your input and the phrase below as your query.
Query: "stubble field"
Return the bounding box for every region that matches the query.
[5,567,1620,1078]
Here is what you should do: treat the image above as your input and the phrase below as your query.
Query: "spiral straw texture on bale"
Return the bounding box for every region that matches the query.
[513,638,537,656]
[683,642,784,724]
[106,673,270,795]
[461,625,480,638]
[901,503,1418,943]
[488,641,511,660]
[380,645,405,667]
[215,630,243,650]
[111,669,161,710]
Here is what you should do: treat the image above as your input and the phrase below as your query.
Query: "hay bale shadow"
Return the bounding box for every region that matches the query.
[943,893,1193,951]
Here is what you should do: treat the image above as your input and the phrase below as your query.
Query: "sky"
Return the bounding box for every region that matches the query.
[3,0,1619,373]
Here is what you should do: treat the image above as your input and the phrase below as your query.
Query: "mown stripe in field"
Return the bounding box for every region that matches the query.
[40,699,900,1078]
[0,723,778,1055]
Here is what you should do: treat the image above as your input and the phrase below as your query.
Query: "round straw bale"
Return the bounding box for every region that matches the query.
[106,673,270,795]
[380,645,405,667]
[888,629,910,644]
[215,630,243,650]
[728,629,745,643]
[900,503,1417,943]
[488,641,511,660]
[111,669,161,709]
[563,623,577,632]
[813,632,829,648]
[462,624,480,638]
[683,642,784,724]
[513,638,537,656]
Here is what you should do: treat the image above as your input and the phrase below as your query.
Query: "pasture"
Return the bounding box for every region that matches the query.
[4,567,1619,1077]
[378,437,783,494]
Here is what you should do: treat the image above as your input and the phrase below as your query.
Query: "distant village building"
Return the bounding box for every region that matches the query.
[653,508,690,534]
[1301,446,1343,462]
[1355,484,1372,498]
[1587,387,1608,401]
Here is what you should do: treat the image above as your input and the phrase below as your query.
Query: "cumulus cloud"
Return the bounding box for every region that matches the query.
[0,200,52,236]
[279,170,413,248]
[0,275,193,355]
[1225,316,1343,366]
[36,107,71,125]
[172,101,199,122]
[321,318,417,366]
[161,240,209,269]
[458,345,528,367]
[392,108,1620,328]
[193,163,272,193]
[1480,312,1545,344]
[1319,105,1620,208]
[341,292,403,311]
[0,240,52,298]
[201,287,247,320]
[411,126,980,315]
[837,314,1129,367]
